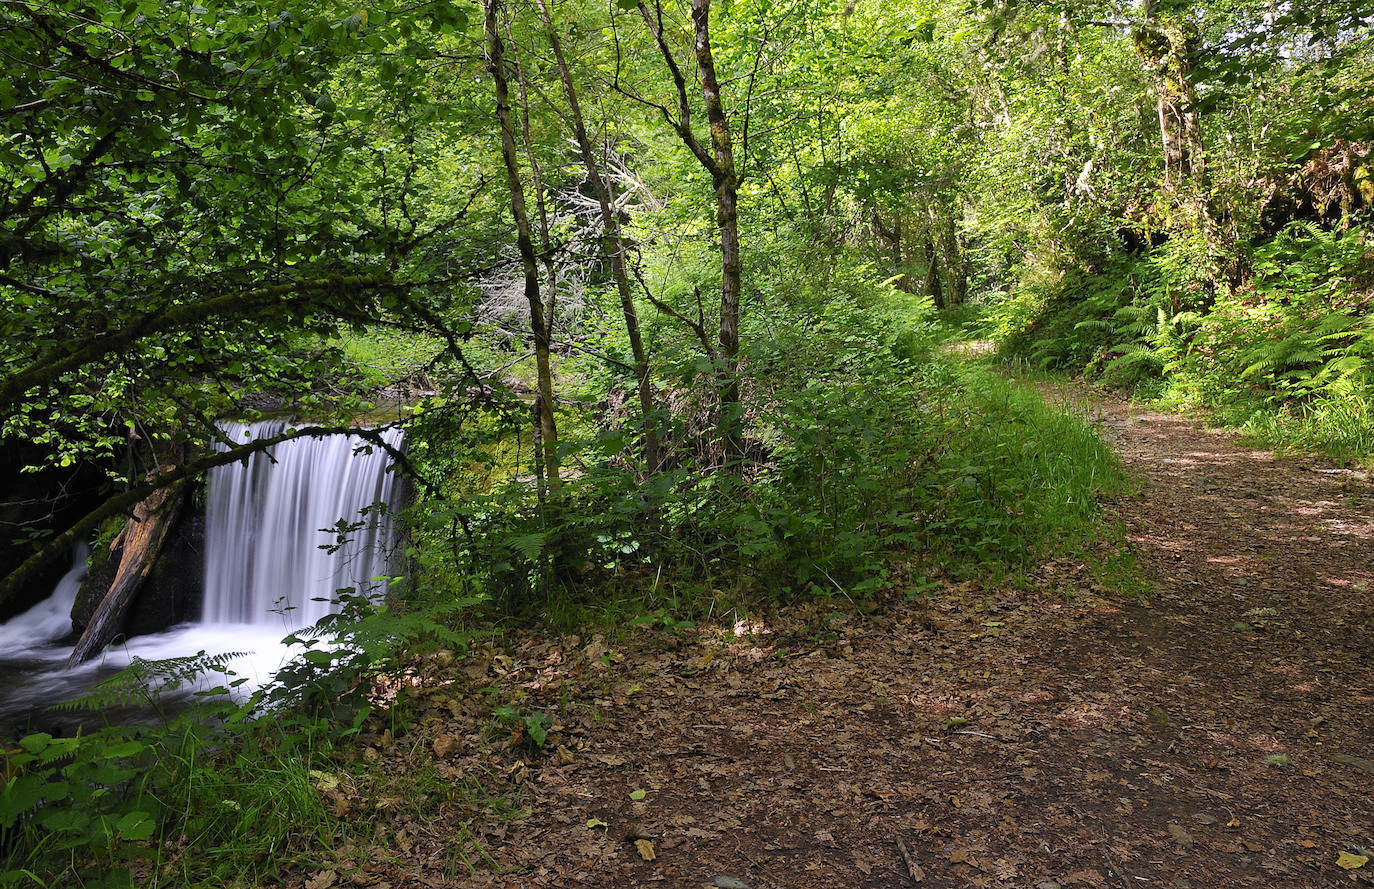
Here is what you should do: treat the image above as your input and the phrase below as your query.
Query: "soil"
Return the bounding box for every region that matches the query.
[341,387,1374,889]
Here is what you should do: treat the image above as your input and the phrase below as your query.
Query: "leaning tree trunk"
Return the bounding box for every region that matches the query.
[536,0,660,472]
[485,0,559,493]
[66,477,184,666]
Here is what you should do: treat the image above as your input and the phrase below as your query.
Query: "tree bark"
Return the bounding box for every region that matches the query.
[485,0,559,492]
[633,0,745,463]
[937,213,967,306]
[505,13,559,345]
[872,211,908,291]
[690,0,744,461]
[536,0,660,472]
[920,234,943,307]
[65,478,184,666]
[1135,0,1204,191]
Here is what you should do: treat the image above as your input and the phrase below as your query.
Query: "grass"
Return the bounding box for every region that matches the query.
[1216,394,1374,466]
[331,327,445,389]
[913,354,1128,576]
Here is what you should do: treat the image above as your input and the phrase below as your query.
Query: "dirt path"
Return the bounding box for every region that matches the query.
[364,389,1374,889]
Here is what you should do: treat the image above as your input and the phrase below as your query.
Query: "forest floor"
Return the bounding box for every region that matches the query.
[335,381,1374,889]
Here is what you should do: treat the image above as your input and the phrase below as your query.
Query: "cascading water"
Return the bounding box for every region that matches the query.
[1,421,404,732]
[0,542,88,654]
[202,421,405,628]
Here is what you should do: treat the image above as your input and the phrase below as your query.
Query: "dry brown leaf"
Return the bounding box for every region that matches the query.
[1065,868,1105,886]
[431,734,462,758]
[305,871,337,889]
[635,839,657,861]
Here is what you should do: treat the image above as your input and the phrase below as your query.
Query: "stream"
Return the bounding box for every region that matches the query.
[0,421,404,737]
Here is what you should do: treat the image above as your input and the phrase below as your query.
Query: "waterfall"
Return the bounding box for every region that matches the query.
[0,542,88,653]
[202,421,404,629]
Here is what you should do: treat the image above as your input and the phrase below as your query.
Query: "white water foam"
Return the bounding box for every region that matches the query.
[1,422,403,728]
[0,542,88,654]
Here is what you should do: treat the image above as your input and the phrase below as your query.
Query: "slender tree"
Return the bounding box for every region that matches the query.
[536,0,661,472]
[485,0,560,493]
[629,0,745,461]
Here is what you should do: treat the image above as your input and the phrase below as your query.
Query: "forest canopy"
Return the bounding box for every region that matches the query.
[2,0,1371,601]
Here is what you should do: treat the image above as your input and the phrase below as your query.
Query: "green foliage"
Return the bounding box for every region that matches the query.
[491,704,551,750]
[1,592,479,887]
[406,248,1121,613]
[994,220,1374,462]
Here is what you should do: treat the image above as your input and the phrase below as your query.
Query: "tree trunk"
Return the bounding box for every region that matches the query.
[690,0,744,461]
[920,234,943,307]
[485,0,559,493]
[872,211,908,291]
[536,0,660,473]
[937,213,967,306]
[66,478,184,666]
[1135,1,1204,191]
[506,14,559,345]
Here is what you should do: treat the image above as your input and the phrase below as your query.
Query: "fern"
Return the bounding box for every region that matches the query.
[52,651,249,713]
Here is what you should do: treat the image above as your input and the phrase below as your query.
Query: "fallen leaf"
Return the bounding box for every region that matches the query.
[949,848,971,864]
[1337,852,1369,870]
[587,818,608,829]
[712,877,751,889]
[635,838,656,861]
[629,789,647,801]
[305,871,337,889]
[431,734,462,758]
[308,770,340,793]
[1168,823,1193,850]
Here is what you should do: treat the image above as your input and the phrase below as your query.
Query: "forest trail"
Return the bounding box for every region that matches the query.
[375,386,1374,889]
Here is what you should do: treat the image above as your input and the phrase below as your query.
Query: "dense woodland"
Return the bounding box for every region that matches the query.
[1,0,1372,885]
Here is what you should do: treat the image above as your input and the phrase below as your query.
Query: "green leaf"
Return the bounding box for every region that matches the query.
[117,810,157,841]
[303,649,335,666]
[0,776,46,827]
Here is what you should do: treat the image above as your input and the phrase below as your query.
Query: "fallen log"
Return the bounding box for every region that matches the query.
[65,475,185,667]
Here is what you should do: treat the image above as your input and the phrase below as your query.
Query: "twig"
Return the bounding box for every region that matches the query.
[952,730,1000,741]
[895,837,925,883]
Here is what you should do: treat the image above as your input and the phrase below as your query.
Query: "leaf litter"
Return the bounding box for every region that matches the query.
[313,388,1374,888]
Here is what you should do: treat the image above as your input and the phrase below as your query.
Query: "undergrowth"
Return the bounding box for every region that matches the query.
[0,593,477,888]
[3,255,1132,888]
[992,219,1374,463]
[407,252,1127,621]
